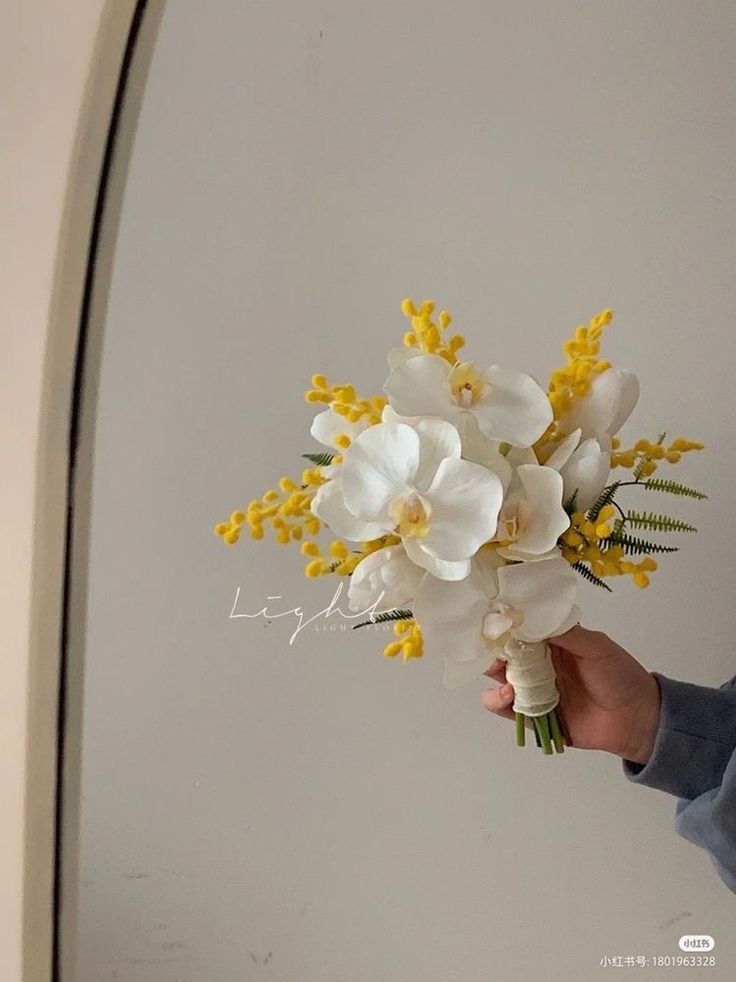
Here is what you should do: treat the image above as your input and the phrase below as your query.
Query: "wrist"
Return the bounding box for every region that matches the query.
[619,673,662,765]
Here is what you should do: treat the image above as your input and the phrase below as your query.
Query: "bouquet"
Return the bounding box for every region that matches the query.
[216,300,705,754]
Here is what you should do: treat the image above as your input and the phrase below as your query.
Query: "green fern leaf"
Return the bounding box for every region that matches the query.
[572,562,613,592]
[564,488,579,513]
[352,608,413,631]
[302,451,336,467]
[605,533,679,556]
[588,481,621,521]
[643,478,707,500]
[625,511,697,533]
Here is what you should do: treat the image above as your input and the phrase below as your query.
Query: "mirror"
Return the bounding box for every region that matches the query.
[59,2,736,979]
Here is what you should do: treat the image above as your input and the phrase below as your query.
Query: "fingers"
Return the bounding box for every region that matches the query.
[555,705,574,748]
[483,658,507,683]
[483,658,514,721]
[482,683,516,721]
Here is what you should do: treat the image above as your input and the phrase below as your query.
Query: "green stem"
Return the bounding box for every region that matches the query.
[612,500,627,524]
[541,714,554,755]
[534,714,553,755]
[516,709,566,754]
[549,709,565,754]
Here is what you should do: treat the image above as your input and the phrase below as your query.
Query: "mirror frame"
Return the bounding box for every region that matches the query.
[1,3,160,978]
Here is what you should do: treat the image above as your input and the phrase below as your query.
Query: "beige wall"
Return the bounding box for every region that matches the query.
[0,3,137,979]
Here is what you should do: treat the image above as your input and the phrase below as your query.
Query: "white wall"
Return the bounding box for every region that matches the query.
[65,2,736,980]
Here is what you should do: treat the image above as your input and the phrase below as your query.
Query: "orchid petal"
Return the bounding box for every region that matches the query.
[544,429,582,471]
[414,554,501,686]
[482,611,514,640]
[309,408,369,450]
[341,422,419,522]
[562,368,640,439]
[381,404,415,426]
[384,353,454,419]
[497,557,578,642]
[559,438,610,510]
[310,478,388,542]
[604,370,640,435]
[455,414,514,490]
[422,458,503,560]
[387,345,423,369]
[347,545,425,612]
[505,445,539,468]
[413,418,462,491]
[473,366,553,447]
[403,537,470,580]
[413,563,497,670]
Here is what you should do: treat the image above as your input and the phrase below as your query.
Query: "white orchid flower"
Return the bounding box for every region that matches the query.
[347,544,425,613]
[413,551,580,687]
[560,367,639,444]
[384,353,553,448]
[312,419,503,580]
[545,428,611,511]
[495,464,571,562]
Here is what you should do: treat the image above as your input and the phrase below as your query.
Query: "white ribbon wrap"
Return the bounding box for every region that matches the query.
[500,638,559,717]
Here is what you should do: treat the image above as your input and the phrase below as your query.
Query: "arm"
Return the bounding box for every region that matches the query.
[622,674,736,892]
[483,627,736,893]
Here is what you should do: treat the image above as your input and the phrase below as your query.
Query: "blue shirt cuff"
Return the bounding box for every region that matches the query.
[622,672,736,800]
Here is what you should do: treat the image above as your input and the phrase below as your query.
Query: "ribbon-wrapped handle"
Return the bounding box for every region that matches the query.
[500,639,559,717]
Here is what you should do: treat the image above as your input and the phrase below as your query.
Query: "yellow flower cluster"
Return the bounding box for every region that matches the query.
[301,538,357,577]
[214,469,325,546]
[540,308,614,445]
[383,619,424,661]
[611,435,704,476]
[559,505,658,588]
[304,374,386,451]
[400,298,466,364]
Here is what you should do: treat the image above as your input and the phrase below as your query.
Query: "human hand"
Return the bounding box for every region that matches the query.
[482,625,662,764]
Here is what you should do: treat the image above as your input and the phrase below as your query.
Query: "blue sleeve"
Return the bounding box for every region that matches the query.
[621,672,736,894]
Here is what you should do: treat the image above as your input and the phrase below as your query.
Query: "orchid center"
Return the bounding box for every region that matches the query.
[389,492,432,539]
[481,602,524,645]
[448,362,487,408]
[497,498,533,543]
